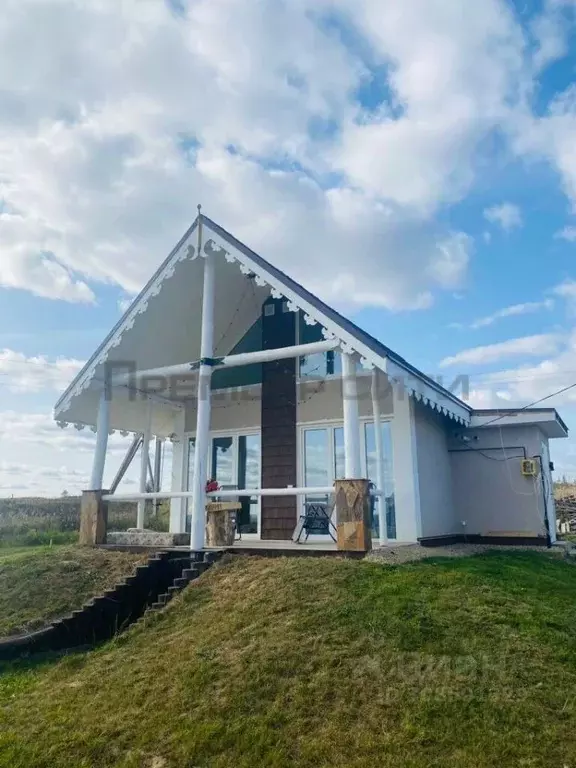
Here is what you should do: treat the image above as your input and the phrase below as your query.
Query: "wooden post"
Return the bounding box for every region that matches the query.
[205,502,241,547]
[79,490,108,546]
[334,479,372,552]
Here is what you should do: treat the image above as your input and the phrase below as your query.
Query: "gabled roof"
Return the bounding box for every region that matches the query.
[55,213,472,426]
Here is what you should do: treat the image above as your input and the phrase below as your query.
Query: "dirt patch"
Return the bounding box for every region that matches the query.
[365,542,563,565]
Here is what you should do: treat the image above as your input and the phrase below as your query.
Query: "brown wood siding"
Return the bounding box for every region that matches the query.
[261,300,297,540]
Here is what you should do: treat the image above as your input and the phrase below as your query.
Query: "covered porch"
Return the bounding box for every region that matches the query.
[54,213,471,552]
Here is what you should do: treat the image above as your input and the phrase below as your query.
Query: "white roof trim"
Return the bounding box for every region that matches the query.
[55,224,199,418]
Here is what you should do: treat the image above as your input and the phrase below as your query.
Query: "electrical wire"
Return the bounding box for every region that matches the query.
[478,381,576,428]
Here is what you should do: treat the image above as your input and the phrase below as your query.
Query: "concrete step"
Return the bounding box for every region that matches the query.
[157,593,170,605]
[173,577,189,589]
[181,568,199,581]
[150,602,165,611]
[167,585,182,597]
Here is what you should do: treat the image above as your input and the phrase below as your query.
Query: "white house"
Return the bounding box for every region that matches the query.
[54,213,567,549]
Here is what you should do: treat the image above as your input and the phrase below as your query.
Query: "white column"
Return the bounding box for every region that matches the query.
[342,352,362,477]
[371,369,387,544]
[137,401,152,529]
[169,410,187,533]
[190,234,216,550]
[391,387,422,542]
[90,390,110,490]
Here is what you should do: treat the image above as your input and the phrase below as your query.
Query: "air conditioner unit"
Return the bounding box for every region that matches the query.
[520,459,538,477]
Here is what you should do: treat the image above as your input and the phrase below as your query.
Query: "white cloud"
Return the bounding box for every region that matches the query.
[464,327,576,478]
[555,225,576,241]
[0,460,89,495]
[483,202,523,231]
[0,349,84,393]
[470,299,554,329]
[464,329,576,414]
[553,279,576,301]
[0,0,535,312]
[515,84,576,209]
[439,333,562,367]
[330,0,526,213]
[0,409,172,495]
[0,212,96,303]
[426,232,472,289]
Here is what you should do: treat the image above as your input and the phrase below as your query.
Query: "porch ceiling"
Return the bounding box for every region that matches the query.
[55,233,270,432]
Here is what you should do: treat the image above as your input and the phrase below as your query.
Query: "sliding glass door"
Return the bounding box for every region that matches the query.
[300,421,396,540]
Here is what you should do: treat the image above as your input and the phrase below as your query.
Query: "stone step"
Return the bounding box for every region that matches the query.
[181,568,200,581]
[172,577,189,589]
[150,602,165,611]
[167,585,182,597]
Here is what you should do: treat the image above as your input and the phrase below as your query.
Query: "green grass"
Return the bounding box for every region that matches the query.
[1,551,576,767]
[0,546,146,637]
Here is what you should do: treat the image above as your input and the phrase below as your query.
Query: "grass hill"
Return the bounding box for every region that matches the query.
[0,546,146,637]
[1,550,576,767]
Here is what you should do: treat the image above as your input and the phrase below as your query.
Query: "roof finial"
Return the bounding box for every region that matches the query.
[197,203,202,217]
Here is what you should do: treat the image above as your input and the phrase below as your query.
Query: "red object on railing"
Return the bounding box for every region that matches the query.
[205,479,219,493]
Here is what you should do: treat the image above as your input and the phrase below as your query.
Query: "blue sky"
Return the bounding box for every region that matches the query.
[2,0,576,494]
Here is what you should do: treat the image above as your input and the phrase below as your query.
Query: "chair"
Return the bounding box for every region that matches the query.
[292,499,337,543]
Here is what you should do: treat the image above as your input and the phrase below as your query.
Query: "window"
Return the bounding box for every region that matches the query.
[187,434,261,535]
[264,303,275,317]
[298,312,337,378]
[297,311,362,379]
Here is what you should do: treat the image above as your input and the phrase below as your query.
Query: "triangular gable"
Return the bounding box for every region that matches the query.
[201,215,470,425]
[55,214,471,426]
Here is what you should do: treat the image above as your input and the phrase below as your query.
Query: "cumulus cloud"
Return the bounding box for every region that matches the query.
[0,0,540,312]
[0,349,84,393]
[483,202,523,231]
[515,84,576,210]
[439,333,562,367]
[329,0,526,212]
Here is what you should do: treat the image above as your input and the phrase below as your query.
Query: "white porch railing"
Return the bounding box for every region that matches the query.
[101,487,385,502]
